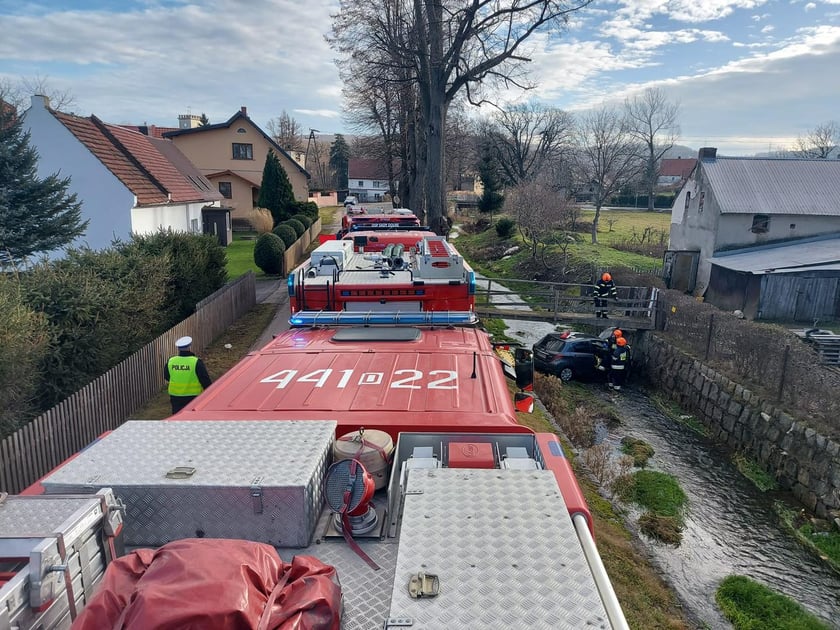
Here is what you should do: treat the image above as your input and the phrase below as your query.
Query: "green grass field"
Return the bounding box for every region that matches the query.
[225,233,261,280]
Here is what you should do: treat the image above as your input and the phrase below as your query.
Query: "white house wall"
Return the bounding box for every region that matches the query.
[131,201,213,236]
[23,100,134,255]
[669,180,720,291]
[715,214,840,249]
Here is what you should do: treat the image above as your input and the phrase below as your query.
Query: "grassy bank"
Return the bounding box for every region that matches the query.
[454,208,669,278]
[716,575,830,629]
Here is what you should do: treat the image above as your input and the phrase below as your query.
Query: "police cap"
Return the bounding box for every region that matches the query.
[175,336,193,348]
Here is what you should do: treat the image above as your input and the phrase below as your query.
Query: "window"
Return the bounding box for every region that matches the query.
[236,127,247,134]
[698,191,705,213]
[358,180,364,187]
[684,191,691,209]
[232,143,253,160]
[218,181,232,199]
[751,214,770,233]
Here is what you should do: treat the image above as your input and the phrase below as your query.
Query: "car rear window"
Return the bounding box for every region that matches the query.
[540,338,566,352]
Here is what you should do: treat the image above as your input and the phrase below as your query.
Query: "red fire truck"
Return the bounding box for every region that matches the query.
[338,210,421,237]
[10,311,627,629]
[288,235,476,312]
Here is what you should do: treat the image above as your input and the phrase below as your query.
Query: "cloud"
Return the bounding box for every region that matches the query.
[804,2,817,9]
[0,0,343,131]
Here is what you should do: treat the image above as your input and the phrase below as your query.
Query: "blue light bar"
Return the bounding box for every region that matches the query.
[287,273,295,297]
[289,310,478,327]
[468,270,476,295]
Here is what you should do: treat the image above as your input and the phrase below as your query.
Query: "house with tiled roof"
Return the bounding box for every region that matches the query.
[657,157,696,188]
[348,158,395,202]
[666,148,840,320]
[163,107,310,224]
[22,95,225,255]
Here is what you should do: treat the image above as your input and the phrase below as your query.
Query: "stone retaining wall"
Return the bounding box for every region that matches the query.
[635,333,840,518]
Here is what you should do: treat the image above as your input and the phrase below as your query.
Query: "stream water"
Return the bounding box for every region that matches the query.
[601,386,840,628]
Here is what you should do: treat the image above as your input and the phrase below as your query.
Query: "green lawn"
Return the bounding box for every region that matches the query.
[225,233,262,280]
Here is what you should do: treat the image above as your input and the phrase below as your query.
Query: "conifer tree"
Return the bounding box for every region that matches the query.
[477,148,504,217]
[329,134,350,190]
[0,105,88,262]
[256,149,294,225]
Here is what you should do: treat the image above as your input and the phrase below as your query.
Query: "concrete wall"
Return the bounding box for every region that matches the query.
[636,333,840,518]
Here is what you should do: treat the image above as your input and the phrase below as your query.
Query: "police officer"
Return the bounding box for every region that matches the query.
[593,272,618,318]
[165,336,212,414]
[609,337,630,391]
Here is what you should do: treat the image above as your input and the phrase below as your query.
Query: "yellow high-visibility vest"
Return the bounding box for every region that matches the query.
[167,356,203,396]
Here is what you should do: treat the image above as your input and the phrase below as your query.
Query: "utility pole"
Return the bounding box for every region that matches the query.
[305,129,328,189]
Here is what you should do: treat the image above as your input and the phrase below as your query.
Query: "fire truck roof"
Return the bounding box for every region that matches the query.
[171,325,528,439]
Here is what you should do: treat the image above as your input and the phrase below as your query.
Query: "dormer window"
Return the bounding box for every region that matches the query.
[751,214,770,233]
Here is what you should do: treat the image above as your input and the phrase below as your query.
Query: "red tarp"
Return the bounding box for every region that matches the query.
[72,538,342,630]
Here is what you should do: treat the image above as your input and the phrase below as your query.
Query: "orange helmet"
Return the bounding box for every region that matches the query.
[617,337,627,346]
[602,272,612,282]
[613,329,623,338]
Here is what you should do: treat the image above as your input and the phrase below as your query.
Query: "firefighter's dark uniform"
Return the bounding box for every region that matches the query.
[609,344,630,390]
[593,277,618,318]
[165,336,212,414]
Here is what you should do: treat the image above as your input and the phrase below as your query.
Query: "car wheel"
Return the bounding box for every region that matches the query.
[559,367,574,382]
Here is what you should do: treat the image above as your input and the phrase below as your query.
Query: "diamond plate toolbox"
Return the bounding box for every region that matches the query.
[40,420,336,548]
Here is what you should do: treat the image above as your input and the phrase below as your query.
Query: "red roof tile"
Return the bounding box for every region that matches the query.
[52,111,221,206]
[659,158,697,179]
[349,158,391,180]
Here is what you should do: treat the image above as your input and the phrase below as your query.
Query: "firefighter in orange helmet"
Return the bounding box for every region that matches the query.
[593,272,618,318]
[608,336,630,391]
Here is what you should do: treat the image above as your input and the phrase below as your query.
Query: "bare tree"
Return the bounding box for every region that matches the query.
[267,110,304,151]
[624,87,680,211]
[331,0,593,234]
[481,102,573,185]
[573,105,641,244]
[1,76,76,113]
[445,103,478,192]
[504,174,565,264]
[795,121,839,158]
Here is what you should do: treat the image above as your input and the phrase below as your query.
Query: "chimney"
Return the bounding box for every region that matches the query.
[31,94,51,109]
[698,147,717,160]
[240,106,247,116]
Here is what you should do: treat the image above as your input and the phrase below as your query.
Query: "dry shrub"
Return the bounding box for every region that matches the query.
[534,374,597,446]
[583,443,615,486]
[639,512,683,544]
[249,208,274,234]
[610,458,636,497]
[561,406,597,447]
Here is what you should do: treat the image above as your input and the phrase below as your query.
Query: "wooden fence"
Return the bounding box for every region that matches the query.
[0,272,256,494]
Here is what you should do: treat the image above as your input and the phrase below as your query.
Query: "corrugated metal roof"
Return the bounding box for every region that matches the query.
[703,157,840,215]
[708,235,840,273]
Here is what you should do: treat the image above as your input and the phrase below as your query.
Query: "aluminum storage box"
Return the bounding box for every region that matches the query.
[40,420,336,548]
